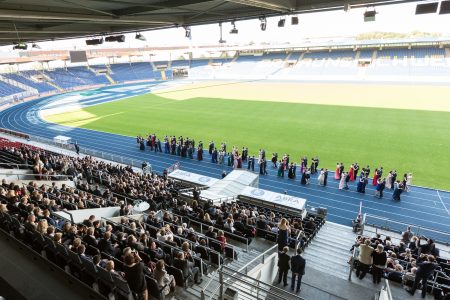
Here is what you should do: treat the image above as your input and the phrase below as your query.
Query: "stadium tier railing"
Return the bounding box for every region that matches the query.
[168,210,251,252]
[0,172,72,181]
[375,279,393,300]
[363,213,450,246]
[29,135,149,169]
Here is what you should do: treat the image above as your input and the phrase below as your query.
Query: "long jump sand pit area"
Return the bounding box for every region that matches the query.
[154,80,450,112]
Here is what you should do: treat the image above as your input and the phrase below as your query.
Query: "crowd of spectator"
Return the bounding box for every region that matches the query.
[351,226,448,299]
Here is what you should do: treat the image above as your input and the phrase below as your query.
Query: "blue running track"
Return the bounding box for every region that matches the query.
[1,82,449,243]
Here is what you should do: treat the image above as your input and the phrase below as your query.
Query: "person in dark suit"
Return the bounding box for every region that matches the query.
[98,232,117,256]
[407,255,438,298]
[82,227,98,247]
[277,246,290,286]
[147,241,172,265]
[291,248,306,293]
[173,252,201,284]
[74,142,80,155]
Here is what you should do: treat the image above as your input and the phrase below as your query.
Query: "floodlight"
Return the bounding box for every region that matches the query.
[363,9,377,22]
[278,18,286,27]
[440,0,450,14]
[184,26,192,39]
[85,38,104,45]
[135,33,146,41]
[32,43,41,49]
[415,2,438,14]
[230,21,238,34]
[291,16,299,25]
[259,16,267,31]
[105,35,125,42]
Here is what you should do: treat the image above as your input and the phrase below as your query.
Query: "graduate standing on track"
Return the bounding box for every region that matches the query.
[74,142,80,155]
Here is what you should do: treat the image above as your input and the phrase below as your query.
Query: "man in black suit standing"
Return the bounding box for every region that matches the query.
[277,246,290,286]
[406,255,438,298]
[291,248,306,294]
[74,142,80,155]
[173,252,201,284]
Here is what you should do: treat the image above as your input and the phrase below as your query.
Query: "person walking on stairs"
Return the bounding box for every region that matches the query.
[291,247,306,294]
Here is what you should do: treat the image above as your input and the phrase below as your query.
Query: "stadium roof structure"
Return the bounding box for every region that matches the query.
[1,0,426,46]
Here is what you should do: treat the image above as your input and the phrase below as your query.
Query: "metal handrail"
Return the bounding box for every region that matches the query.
[38,183,113,209]
[20,183,84,211]
[0,162,30,169]
[220,265,305,300]
[101,217,206,275]
[237,244,278,274]
[169,210,250,252]
[348,245,358,281]
[56,209,74,224]
[159,217,233,260]
[364,213,450,245]
[200,245,278,299]
[128,215,222,269]
[0,172,71,180]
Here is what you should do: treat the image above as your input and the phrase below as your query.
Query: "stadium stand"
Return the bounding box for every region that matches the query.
[0,80,25,97]
[0,136,327,299]
[2,72,56,94]
[2,44,448,95]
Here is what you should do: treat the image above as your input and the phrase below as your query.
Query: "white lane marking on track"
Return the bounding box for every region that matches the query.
[437,190,450,216]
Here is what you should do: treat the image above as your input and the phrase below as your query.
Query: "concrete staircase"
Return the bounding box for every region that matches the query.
[302,222,356,281]
[174,247,264,300]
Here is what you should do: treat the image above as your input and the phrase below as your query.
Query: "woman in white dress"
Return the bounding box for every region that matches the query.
[318,169,325,185]
[385,171,393,190]
[406,173,413,192]
[339,172,346,190]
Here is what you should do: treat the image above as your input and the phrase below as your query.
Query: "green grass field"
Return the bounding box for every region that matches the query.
[46,92,450,189]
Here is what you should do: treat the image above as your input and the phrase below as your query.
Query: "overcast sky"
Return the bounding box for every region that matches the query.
[1,2,450,53]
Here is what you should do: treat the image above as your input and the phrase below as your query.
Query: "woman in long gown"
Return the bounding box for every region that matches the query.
[318,169,325,185]
[392,181,403,201]
[349,164,355,181]
[197,145,203,161]
[334,163,340,180]
[357,175,365,193]
[406,173,413,192]
[276,218,290,251]
[385,171,392,189]
[300,170,307,185]
[339,173,346,190]
[372,168,379,186]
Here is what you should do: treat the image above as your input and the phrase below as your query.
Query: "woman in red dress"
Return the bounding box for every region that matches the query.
[372,168,379,186]
[335,163,340,180]
[349,164,355,181]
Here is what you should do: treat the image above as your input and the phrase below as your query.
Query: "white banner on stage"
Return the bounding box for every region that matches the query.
[168,169,219,187]
[240,186,306,210]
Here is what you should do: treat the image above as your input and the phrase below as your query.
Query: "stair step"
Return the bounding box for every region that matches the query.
[308,238,351,253]
[305,245,350,263]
